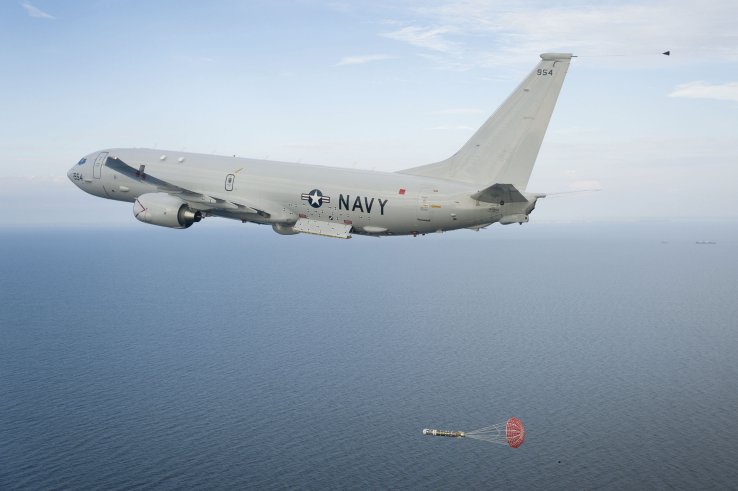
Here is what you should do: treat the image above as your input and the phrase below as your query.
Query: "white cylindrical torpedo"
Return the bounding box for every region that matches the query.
[422,429,466,438]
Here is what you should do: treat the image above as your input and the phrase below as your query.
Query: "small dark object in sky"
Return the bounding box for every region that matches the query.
[662,51,671,56]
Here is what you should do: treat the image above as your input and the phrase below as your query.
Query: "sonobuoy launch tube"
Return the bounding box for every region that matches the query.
[422,429,465,438]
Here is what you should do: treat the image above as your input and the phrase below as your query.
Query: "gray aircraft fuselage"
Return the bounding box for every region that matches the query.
[68,147,532,236]
[67,53,573,238]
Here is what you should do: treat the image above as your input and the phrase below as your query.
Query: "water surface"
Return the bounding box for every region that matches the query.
[1,223,737,489]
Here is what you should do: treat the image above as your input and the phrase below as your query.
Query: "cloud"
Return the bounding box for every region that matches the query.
[21,2,54,19]
[669,81,738,103]
[568,180,603,191]
[381,26,458,54]
[381,1,738,69]
[336,54,393,66]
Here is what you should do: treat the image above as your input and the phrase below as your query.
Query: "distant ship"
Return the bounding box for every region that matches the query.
[696,241,717,245]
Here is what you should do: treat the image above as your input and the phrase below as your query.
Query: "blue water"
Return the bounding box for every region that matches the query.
[1,223,737,489]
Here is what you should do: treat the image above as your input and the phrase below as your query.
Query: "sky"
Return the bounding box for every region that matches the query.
[1,0,737,226]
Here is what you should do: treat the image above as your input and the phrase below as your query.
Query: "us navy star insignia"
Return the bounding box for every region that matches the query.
[301,189,330,208]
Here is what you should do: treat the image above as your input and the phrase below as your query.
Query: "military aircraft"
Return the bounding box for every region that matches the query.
[68,53,573,239]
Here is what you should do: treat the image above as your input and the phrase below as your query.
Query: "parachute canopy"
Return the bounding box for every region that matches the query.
[505,417,525,448]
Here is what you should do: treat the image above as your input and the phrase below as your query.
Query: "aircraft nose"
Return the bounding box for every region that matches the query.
[67,165,79,185]
[68,155,90,185]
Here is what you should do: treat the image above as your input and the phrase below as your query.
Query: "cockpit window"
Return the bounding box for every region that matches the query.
[77,158,87,166]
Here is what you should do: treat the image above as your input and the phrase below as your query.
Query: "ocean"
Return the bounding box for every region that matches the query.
[1,222,737,489]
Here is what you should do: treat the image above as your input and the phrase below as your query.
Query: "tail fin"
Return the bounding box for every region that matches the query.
[399,53,573,190]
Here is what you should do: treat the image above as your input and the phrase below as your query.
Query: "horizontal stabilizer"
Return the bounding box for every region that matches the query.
[293,218,352,239]
[471,184,528,204]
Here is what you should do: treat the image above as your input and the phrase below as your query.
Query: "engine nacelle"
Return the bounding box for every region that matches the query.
[133,193,202,229]
[272,223,300,235]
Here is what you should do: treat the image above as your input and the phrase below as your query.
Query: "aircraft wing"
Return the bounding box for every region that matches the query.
[105,156,271,217]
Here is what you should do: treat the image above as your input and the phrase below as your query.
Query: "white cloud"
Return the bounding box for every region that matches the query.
[568,180,603,191]
[381,26,458,54]
[382,1,738,69]
[21,2,54,19]
[336,54,393,66]
[669,81,738,103]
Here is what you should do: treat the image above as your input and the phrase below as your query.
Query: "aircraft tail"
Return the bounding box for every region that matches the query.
[399,53,573,190]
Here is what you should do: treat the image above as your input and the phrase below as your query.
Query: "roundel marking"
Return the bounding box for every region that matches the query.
[301,189,331,208]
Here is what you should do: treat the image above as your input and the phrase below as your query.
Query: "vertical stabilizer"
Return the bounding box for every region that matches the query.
[399,53,572,190]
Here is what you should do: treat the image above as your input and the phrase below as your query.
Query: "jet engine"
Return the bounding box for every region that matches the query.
[272,223,299,235]
[133,193,202,229]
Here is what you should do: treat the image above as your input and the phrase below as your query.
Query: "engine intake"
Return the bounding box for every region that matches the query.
[133,193,202,229]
